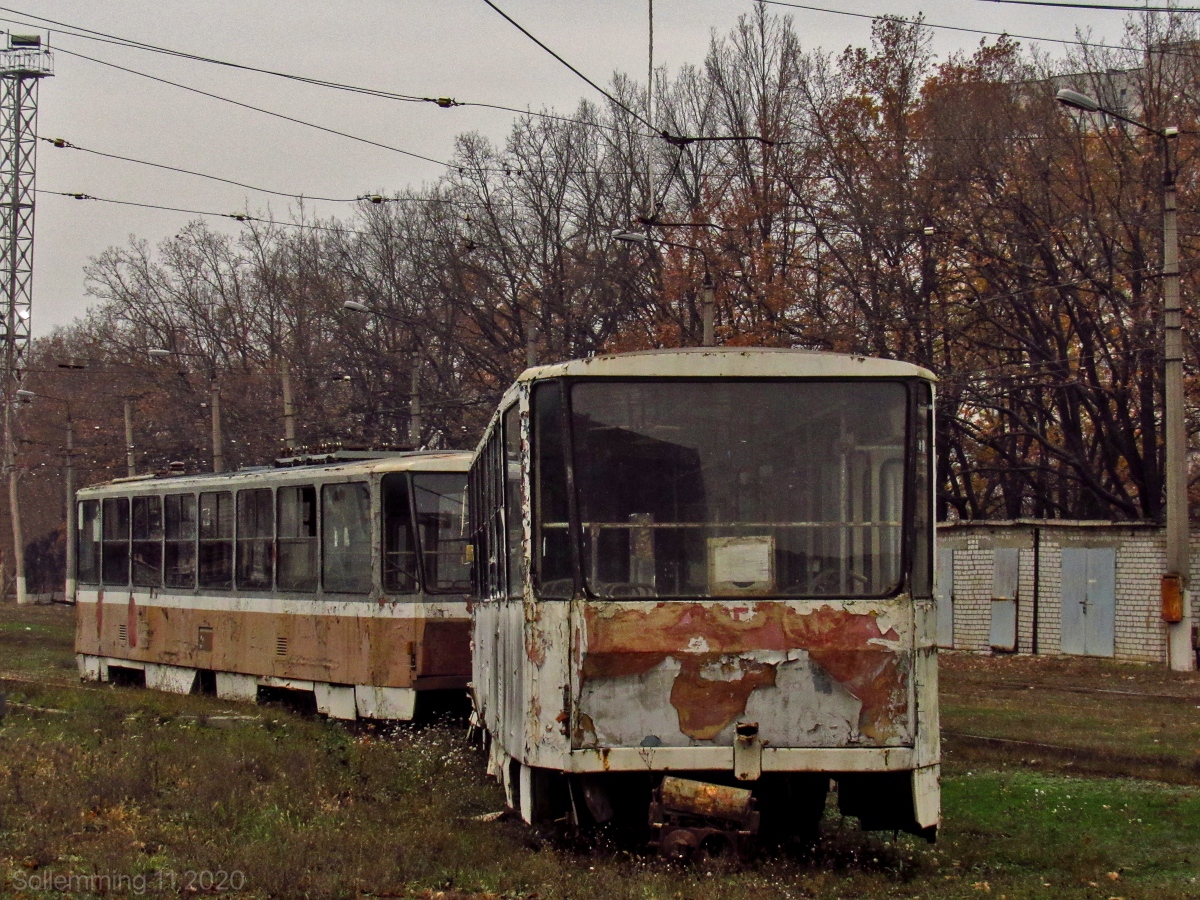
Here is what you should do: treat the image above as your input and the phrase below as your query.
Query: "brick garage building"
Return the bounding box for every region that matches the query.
[935,521,1200,665]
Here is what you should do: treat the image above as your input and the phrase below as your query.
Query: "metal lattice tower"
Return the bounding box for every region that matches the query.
[0,35,51,387]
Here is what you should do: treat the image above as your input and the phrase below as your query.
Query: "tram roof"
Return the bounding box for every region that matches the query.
[77,450,472,497]
[516,347,936,382]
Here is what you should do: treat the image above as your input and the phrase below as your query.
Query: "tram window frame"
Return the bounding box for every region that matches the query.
[77,499,101,584]
[236,488,274,591]
[531,382,573,598]
[101,497,130,586]
[489,420,507,597]
[503,404,524,597]
[277,485,318,591]
[413,472,471,594]
[559,376,922,601]
[164,493,197,589]
[468,419,508,600]
[321,481,372,594]
[909,381,934,598]
[198,490,234,590]
[131,495,163,587]
[382,473,419,594]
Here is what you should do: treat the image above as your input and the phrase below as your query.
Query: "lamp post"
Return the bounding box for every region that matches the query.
[1056,87,1194,671]
[343,300,423,448]
[148,348,224,473]
[614,230,716,346]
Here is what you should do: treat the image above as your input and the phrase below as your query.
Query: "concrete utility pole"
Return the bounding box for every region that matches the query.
[701,271,715,348]
[1057,88,1195,671]
[525,323,538,369]
[211,381,224,473]
[409,350,422,449]
[0,35,51,605]
[1161,134,1193,671]
[64,409,74,602]
[646,0,654,220]
[280,358,297,453]
[123,397,135,477]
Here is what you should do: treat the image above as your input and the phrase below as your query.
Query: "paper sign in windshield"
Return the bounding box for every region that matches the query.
[709,536,774,593]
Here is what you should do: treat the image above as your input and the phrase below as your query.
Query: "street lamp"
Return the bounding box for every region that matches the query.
[343,301,423,448]
[1056,87,1193,671]
[614,229,716,346]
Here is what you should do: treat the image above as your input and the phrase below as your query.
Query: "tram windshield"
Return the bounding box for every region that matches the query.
[541,379,922,599]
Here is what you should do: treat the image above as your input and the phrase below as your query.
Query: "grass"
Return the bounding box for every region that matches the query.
[940,652,1200,782]
[1,601,1199,899]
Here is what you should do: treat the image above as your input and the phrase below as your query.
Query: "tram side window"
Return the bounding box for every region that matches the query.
[131,496,163,587]
[487,427,506,597]
[469,424,506,599]
[101,497,130,585]
[322,482,371,594]
[237,488,274,590]
[164,493,197,589]
[533,382,572,598]
[77,500,101,584]
[278,485,317,591]
[382,474,418,593]
[504,404,524,597]
[198,491,233,589]
[414,473,471,592]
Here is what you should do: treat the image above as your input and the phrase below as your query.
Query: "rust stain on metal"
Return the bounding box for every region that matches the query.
[659,775,754,820]
[669,658,776,740]
[582,603,908,742]
[127,594,138,648]
[75,603,470,691]
[574,711,597,748]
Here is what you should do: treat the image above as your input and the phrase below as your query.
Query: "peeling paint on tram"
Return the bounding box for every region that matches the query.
[573,601,912,749]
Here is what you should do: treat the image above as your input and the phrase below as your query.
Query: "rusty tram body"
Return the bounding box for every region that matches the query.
[469,348,939,849]
[74,450,472,720]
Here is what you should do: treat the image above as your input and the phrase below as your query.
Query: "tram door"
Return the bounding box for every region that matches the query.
[1060,548,1115,657]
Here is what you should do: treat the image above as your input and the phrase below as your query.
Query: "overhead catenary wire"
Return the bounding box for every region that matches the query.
[974,0,1200,10]
[54,46,459,171]
[0,7,658,140]
[50,47,676,180]
[479,0,772,146]
[759,0,1200,56]
[38,189,378,236]
[480,0,656,131]
[41,136,368,204]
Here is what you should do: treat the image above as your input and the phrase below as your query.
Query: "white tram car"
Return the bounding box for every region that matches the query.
[469,348,939,850]
[74,451,472,720]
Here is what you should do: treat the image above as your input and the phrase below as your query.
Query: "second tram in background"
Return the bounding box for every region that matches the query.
[469,348,939,853]
[74,450,472,720]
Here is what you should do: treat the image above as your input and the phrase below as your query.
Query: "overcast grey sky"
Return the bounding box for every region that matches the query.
[14,0,1145,334]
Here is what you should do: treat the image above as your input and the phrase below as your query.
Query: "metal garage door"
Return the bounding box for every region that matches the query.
[1060,548,1115,657]
[936,548,954,648]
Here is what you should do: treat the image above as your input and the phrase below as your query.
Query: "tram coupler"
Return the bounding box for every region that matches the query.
[648,776,760,860]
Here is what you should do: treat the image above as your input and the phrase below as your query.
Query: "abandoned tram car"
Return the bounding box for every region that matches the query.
[74,451,472,720]
[469,348,939,847]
